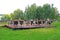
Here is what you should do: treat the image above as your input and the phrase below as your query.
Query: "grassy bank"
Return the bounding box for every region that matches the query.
[0,21,60,40]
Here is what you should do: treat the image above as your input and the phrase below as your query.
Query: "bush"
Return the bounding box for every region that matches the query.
[51,21,60,28]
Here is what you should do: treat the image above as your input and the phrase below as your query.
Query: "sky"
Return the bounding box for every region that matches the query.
[0,0,60,14]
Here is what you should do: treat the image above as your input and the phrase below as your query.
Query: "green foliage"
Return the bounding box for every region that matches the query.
[11,9,24,20]
[25,3,37,20]
[25,3,59,20]
[36,6,44,19]
[43,4,51,19]
[1,3,59,20]
[1,14,11,20]
[42,4,59,19]
[57,16,60,21]
[51,21,60,28]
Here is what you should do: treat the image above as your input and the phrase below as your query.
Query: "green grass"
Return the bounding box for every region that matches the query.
[0,21,60,40]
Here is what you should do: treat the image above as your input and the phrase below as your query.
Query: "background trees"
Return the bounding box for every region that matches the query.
[1,14,11,20]
[42,4,59,20]
[10,9,24,20]
[25,3,37,20]
[1,3,59,20]
[36,6,44,19]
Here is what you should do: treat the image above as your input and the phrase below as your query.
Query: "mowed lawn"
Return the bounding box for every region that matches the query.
[0,21,60,40]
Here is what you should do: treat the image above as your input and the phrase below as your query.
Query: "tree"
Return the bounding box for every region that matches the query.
[36,6,44,20]
[51,7,59,19]
[1,14,11,20]
[25,3,37,20]
[43,4,59,20]
[11,9,24,20]
[9,3,59,20]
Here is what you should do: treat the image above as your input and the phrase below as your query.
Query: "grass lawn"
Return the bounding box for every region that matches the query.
[0,21,60,40]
